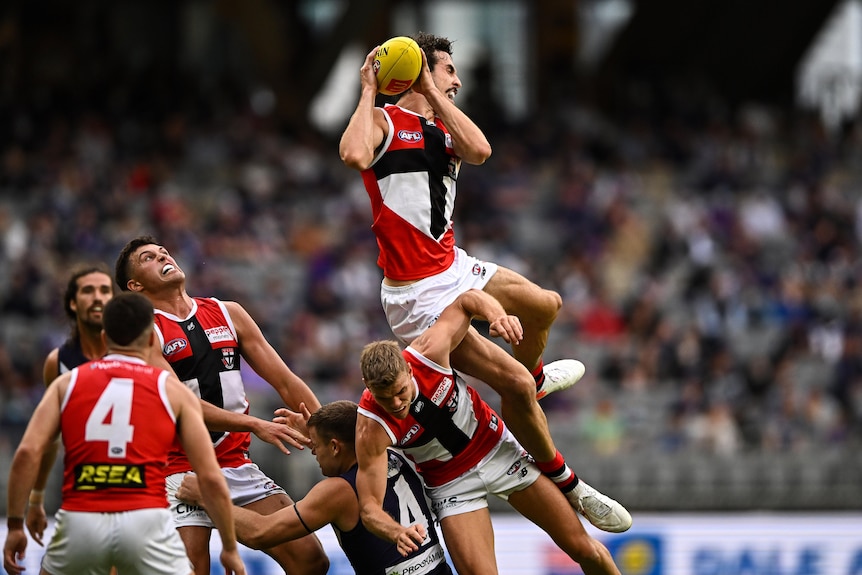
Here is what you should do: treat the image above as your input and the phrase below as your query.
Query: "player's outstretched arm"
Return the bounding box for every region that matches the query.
[225,301,320,416]
[199,401,309,455]
[171,377,246,575]
[4,376,65,575]
[411,289,521,366]
[177,471,355,550]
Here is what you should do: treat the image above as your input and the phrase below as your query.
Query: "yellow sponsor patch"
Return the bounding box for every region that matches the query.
[73,463,146,490]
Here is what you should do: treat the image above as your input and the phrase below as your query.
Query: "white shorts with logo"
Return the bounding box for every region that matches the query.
[42,508,191,575]
[427,428,541,520]
[381,247,498,344]
[166,462,286,528]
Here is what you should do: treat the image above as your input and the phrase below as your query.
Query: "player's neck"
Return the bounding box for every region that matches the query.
[399,93,434,122]
[149,288,194,317]
[338,457,358,475]
[77,327,107,360]
[105,346,147,362]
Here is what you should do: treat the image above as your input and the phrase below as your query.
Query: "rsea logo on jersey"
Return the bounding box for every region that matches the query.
[73,463,146,490]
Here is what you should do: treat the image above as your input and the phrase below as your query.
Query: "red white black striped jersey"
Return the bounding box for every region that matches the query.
[361,104,460,281]
[358,347,503,487]
[60,354,176,512]
[153,297,251,474]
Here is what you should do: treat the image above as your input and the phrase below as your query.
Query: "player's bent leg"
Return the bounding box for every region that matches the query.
[451,328,557,462]
[483,267,586,400]
[243,493,330,575]
[483,266,562,368]
[177,525,214,575]
[508,476,622,575]
[438,509,499,575]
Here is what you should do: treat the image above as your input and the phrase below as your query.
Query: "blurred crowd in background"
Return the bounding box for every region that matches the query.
[1,84,862,475]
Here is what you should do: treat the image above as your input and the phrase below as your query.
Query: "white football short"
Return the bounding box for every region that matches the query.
[381,247,498,344]
[166,462,286,528]
[41,508,192,575]
[426,428,540,521]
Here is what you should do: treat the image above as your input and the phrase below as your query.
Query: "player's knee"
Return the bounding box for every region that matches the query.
[542,289,563,319]
[522,289,562,327]
[564,536,604,565]
[497,372,537,405]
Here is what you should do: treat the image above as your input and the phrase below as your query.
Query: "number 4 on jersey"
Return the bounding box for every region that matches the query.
[84,377,135,458]
[393,475,430,542]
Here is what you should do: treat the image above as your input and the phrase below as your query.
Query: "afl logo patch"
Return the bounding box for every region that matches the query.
[164,338,187,356]
[401,424,421,445]
[397,129,423,143]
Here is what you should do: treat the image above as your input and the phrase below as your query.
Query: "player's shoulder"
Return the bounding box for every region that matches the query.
[43,347,60,379]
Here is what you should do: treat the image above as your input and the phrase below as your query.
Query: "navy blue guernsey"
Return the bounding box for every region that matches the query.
[336,450,451,575]
[56,338,89,376]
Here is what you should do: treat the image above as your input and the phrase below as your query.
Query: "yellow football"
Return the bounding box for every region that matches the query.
[374,36,422,96]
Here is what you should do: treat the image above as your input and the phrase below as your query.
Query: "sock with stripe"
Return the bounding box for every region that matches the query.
[531,360,545,393]
[535,450,579,493]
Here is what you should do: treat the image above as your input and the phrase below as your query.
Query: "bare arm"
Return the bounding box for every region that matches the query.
[226,301,320,414]
[339,46,389,170]
[147,315,310,454]
[355,416,426,556]
[410,288,523,366]
[4,377,65,575]
[26,351,63,545]
[411,51,491,165]
[178,474,356,549]
[42,349,59,386]
[178,468,356,552]
[171,377,246,575]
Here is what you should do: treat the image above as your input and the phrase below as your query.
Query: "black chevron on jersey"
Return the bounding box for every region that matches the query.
[372,120,453,240]
[409,391,470,456]
[168,317,233,444]
[424,121,452,240]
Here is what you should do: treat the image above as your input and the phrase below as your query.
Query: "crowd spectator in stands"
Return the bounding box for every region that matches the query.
[1,83,861,479]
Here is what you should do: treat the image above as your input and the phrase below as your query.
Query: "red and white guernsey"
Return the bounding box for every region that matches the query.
[153,297,251,474]
[358,347,503,487]
[60,355,176,512]
[361,104,461,281]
